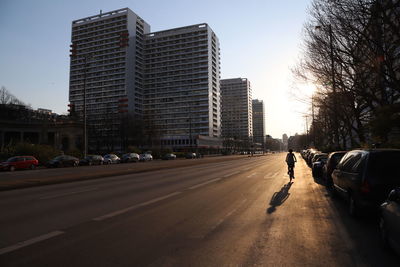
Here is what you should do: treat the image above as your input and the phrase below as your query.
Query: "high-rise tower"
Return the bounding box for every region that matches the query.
[143,24,221,146]
[252,99,265,146]
[220,78,253,141]
[69,8,150,150]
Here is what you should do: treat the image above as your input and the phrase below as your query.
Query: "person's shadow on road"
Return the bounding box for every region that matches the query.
[266,182,292,214]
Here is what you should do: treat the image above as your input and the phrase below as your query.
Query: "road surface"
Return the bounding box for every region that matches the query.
[0,153,398,266]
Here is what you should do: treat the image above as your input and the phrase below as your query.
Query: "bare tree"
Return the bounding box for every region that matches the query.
[0,86,26,106]
[294,0,400,149]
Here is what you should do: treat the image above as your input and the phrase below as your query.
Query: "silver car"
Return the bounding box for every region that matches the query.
[139,154,153,161]
[103,154,120,164]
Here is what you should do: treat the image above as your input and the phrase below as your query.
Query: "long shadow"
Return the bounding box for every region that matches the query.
[267,182,292,214]
[310,176,400,265]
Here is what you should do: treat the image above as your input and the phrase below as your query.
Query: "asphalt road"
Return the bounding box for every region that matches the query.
[0,153,398,266]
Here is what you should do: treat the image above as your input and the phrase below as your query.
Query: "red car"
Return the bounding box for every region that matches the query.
[0,156,39,171]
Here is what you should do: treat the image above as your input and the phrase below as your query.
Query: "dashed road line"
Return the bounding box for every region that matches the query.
[247,172,257,178]
[39,187,99,200]
[93,191,182,221]
[188,178,221,190]
[0,231,65,255]
[223,171,240,178]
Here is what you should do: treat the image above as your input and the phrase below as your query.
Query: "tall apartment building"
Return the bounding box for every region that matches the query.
[220,78,253,140]
[252,99,265,145]
[143,24,221,146]
[69,8,150,150]
[69,8,222,151]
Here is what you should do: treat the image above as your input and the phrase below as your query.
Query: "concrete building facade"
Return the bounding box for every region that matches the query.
[252,99,265,146]
[143,23,221,147]
[220,78,253,141]
[69,8,150,150]
[69,8,223,151]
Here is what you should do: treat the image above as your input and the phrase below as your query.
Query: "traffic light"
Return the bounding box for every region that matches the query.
[68,103,75,115]
[70,43,77,57]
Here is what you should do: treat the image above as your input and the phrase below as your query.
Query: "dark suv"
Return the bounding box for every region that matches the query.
[332,149,400,216]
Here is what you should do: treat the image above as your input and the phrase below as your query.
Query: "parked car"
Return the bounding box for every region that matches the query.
[79,155,104,166]
[332,149,400,216]
[46,155,79,168]
[103,154,120,164]
[186,152,196,159]
[0,156,39,171]
[121,153,140,163]
[312,154,328,178]
[380,187,400,254]
[139,154,153,162]
[162,153,176,160]
[311,153,328,165]
[307,150,320,166]
[323,151,347,188]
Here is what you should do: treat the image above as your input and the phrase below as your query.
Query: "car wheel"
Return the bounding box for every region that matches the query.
[74,161,78,167]
[30,164,36,170]
[349,194,358,217]
[9,165,15,172]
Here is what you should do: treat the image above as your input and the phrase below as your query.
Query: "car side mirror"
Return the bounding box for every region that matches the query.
[388,188,400,202]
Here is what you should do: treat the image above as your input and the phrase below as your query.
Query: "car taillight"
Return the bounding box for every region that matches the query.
[361,180,371,194]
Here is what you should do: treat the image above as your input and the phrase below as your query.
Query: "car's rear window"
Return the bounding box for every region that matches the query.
[7,157,18,162]
[367,151,400,183]
[332,153,345,164]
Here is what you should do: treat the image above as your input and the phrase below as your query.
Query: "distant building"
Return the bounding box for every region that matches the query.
[0,104,82,152]
[220,78,253,141]
[282,133,288,150]
[37,108,52,115]
[252,99,265,147]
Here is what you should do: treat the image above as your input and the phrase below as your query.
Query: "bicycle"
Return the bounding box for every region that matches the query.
[288,165,295,182]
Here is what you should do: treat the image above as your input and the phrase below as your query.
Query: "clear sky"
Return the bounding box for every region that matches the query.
[0,0,314,139]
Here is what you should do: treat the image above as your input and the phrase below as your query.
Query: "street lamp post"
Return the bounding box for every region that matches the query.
[70,43,88,157]
[83,56,88,158]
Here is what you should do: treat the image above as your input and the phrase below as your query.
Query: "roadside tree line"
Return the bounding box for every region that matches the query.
[294,0,400,151]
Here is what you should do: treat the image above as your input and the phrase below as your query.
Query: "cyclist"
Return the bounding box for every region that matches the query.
[286,149,297,181]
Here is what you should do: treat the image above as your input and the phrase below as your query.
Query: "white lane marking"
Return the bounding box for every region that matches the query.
[223,171,240,178]
[39,187,99,200]
[93,191,182,221]
[247,172,257,178]
[188,178,221,190]
[242,167,251,171]
[0,231,64,255]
